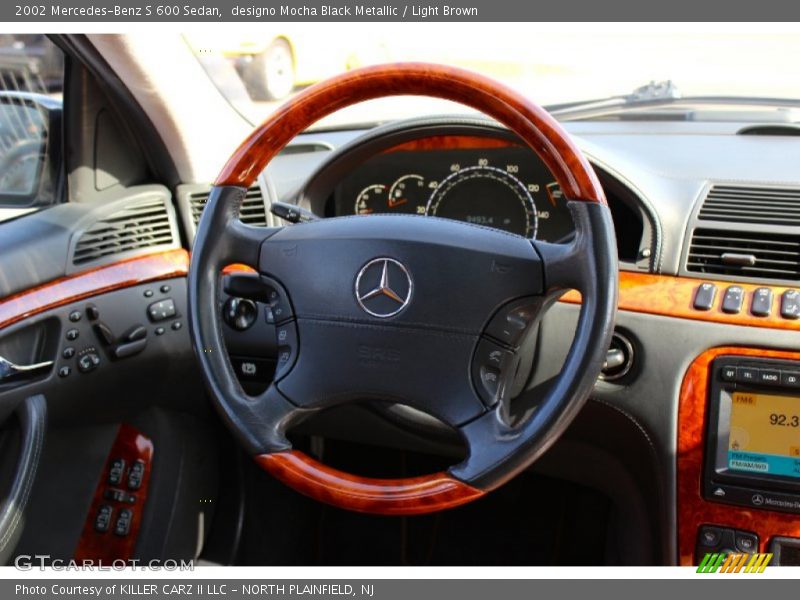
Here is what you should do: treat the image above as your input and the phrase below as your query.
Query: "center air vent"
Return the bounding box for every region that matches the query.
[189,186,267,228]
[698,185,800,226]
[686,228,800,281]
[72,198,177,266]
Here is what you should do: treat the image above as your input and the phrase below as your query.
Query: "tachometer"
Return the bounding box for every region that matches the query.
[354,184,388,215]
[426,166,537,238]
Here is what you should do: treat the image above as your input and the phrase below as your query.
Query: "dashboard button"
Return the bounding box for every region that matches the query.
[693,283,717,311]
[735,367,759,384]
[758,369,781,386]
[720,366,737,382]
[781,371,800,388]
[698,525,723,549]
[721,286,744,314]
[781,290,800,319]
[751,288,773,317]
[735,531,759,553]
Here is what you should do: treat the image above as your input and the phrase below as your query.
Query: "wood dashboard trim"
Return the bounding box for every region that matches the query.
[382,135,520,154]
[677,346,800,565]
[0,249,189,332]
[562,271,800,331]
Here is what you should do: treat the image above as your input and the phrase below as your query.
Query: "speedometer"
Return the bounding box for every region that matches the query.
[425,166,537,238]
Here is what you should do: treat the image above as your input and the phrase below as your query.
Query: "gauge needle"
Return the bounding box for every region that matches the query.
[387,197,408,208]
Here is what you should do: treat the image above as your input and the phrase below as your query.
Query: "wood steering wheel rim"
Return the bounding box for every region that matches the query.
[212,63,607,515]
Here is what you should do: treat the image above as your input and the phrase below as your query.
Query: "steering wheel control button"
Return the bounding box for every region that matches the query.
[781,290,800,319]
[108,458,126,485]
[355,257,413,319]
[274,322,299,380]
[472,339,517,406]
[485,297,539,347]
[66,328,79,341]
[693,283,717,311]
[751,287,773,317]
[721,286,744,314]
[127,460,145,490]
[223,297,258,331]
[114,508,133,537]
[736,366,759,384]
[231,357,274,382]
[147,298,177,322]
[94,505,113,533]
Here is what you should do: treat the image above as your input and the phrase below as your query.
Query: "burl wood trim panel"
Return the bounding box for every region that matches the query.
[677,346,800,566]
[216,63,605,204]
[256,450,484,516]
[562,272,800,331]
[0,249,189,332]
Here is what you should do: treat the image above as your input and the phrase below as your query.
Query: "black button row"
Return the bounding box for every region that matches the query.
[696,525,759,557]
[721,364,800,388]
[693,283,800,319]
[472,298,537,407]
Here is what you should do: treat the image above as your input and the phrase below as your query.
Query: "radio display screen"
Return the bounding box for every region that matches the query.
[727,391,800,479]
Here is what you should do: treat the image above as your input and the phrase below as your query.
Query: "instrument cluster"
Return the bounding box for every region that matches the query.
[330,137,576,242]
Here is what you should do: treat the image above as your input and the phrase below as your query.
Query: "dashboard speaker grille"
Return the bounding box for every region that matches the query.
[189,186,267,228]
[687,228,800,281]
[72,198,176,266]
[699,185,800,226]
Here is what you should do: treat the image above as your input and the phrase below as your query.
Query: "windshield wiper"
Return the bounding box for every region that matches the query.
[546,80,800,121]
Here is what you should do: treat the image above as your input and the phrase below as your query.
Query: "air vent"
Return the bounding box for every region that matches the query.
[189,186,267,228]
[698,185,800,226]
[687,228,800,281]
[73,198,176,266]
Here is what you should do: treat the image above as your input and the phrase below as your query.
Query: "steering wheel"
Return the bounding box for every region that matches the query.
[188,63,618,515]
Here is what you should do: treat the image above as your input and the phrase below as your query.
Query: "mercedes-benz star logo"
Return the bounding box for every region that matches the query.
[355,258,413,318]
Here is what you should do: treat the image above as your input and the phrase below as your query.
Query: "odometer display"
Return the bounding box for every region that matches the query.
[426,166,537,238]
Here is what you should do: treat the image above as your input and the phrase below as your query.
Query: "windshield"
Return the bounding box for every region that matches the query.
[185,24,800,129]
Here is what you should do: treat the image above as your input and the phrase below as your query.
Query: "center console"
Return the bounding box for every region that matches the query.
[677,347,800,566]
[703,356,800,513]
